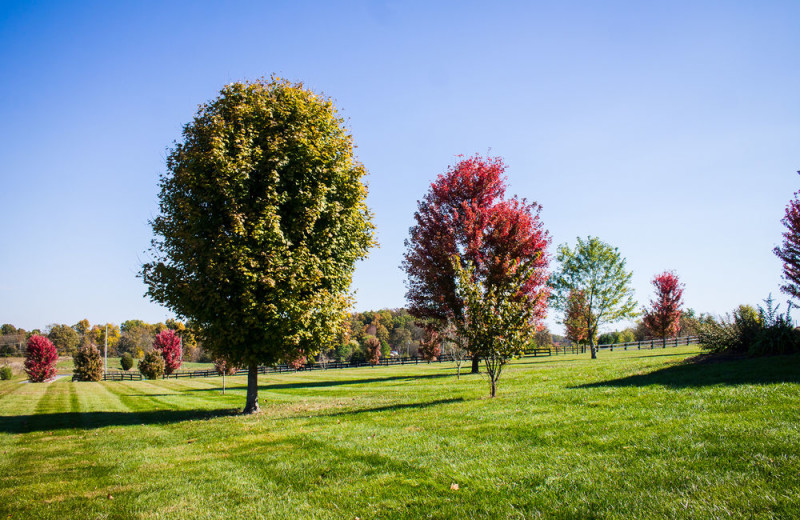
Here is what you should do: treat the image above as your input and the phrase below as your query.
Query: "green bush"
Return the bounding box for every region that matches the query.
[0,365,12,380]
[349,350,366,365]
[138,350,165,379]
[120,353,134,371]
[334,340,357,362]
[698,296,800,356]
[72,342,104,382]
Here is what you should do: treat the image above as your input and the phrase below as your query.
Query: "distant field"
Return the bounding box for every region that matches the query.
[1,346,799,519]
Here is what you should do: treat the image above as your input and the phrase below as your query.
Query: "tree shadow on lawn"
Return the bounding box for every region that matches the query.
[319,397,465,418]
[573,354,800,389]
[0,407,240,434]
[185,372,456,393]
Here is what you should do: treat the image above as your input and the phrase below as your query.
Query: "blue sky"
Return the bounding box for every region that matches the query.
[1,1,799,334]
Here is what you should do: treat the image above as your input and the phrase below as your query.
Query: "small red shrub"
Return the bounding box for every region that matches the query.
[365,336,381,365]
[287,351,307,370]
[152,329,182,375]
[24,335,58,382]
[214,358,238,376]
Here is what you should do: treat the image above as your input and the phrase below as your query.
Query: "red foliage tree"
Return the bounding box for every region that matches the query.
[214,357,238,376]
[152,329,183,375]
[564,289,590,346]
[418,324,442,362]
[775,189,800,301]
[642,271,685,339]
[364,336,381,365]
[287,351,307,370]
[24,334,58,382]
[403,155,550,372]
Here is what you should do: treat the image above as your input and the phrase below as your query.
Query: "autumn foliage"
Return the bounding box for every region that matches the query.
[152,329,182,375]
[287,351,307,370]
[564,289,590,345]
[642,271,685,339]
[403,155,550,365]
[214,357,239,376]
[418,324,442,361]
[24,334,58,382]
[774,190,800,300]
[364,336,381,365]
[73,340,103,381]
[138,350,165,379]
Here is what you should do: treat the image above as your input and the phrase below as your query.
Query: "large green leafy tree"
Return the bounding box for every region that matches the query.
[142,78,375,413]
[549,236,637,359]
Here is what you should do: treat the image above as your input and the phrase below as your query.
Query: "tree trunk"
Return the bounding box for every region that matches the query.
[490,377,496,398]
[590,340,597,359]
[243,363,260,414]
[471,355,479,374]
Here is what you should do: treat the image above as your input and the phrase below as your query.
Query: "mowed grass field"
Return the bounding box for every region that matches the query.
[1,346,799,519]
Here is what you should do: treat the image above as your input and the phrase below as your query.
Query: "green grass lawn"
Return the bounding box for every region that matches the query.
[1,346,799,519]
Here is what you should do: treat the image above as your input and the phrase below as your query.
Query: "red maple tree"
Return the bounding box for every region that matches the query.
[775,189,800,300]
[642,271,685,339]
[403,155,550,371]
[24,334,58,382]
[152,329,183,375]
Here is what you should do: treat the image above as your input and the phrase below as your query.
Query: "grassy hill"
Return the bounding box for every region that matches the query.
[1,346,798,518]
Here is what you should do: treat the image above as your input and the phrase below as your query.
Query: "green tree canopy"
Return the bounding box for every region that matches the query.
[47,324,80,356]
[549,236,638,359]
[141,78,375,413]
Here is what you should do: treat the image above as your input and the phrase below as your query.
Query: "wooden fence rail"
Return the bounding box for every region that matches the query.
[552,335,699,355]
[101,336,700,381]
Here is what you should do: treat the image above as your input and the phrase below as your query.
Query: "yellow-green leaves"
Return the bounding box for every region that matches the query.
[142,77,375,369]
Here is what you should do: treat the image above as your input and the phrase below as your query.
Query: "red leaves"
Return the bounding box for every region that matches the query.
[364,336,381,365]
[642,271,685,339]
[214,357,238,376]
[403,155,550,328]
[418,324,442,361]
[152,329,183,375]
[287,352,307,370]
[24,334,58,382]
[775,190,800,300]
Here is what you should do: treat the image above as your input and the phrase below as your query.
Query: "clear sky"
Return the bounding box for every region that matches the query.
[1,1,799,334]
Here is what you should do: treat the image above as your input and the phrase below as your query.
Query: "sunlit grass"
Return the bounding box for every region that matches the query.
[1,346,798,519]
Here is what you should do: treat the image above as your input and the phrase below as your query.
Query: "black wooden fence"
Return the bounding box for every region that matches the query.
[552,335,699,355]
[103,354,467,381]
[101,336,700,381]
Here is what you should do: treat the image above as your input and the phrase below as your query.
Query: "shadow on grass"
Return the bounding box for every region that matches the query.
[573,354,800,389]
[0,408,240,434]
[320,397,464,418]
[185,372,455,392]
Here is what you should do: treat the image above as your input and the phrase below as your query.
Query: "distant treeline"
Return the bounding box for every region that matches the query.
[0,319,197,359]
[0,307,712,360]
